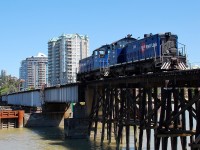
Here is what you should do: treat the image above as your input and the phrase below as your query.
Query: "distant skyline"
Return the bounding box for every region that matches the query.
[0,0,200,77]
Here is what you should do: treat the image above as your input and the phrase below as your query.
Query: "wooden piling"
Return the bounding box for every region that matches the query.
[87,79,200,150]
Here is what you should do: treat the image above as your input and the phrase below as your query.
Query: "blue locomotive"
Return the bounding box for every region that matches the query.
[78,32,187,81]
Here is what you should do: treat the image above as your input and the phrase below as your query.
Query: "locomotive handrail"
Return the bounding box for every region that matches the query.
[153,45,156,61]
[159,45,162,62]
[178,42,186,56]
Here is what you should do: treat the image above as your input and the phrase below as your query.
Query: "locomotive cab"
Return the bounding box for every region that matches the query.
[161,32,177,56]
[93,45,110,70]
[159,32,187,70]
[99,49,106,58]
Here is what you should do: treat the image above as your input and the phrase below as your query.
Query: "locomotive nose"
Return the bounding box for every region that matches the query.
[171,57,187,70]
[171,57,178,64]
[170,57,178,69]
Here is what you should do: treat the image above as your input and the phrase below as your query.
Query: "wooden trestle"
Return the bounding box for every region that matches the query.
[86,69,200,150]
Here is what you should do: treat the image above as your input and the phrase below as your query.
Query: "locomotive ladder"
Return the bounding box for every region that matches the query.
[100,60,110,76]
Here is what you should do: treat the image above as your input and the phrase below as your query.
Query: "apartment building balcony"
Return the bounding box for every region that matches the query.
[48,49,52,53]
[55,58,60,61]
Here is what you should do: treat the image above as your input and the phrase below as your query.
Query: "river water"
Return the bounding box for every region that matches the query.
[0,123,192,150]
[0,127,129,150]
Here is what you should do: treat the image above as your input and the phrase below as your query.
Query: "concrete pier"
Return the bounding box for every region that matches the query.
[64,103,89,139]
[64,118,89,139]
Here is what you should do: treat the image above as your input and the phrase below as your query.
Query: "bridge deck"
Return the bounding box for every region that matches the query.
[85,69,200,87]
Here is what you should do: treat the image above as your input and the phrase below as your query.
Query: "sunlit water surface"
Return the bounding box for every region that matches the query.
[0,127,129,150]
[0,119,192,150]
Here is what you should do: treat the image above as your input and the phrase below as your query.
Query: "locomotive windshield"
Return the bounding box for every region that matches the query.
[99,50,105,58]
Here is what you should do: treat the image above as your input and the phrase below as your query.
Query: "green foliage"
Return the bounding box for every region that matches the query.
[0,87,9,95]
[29,86,35,90]
[0,75,20,96]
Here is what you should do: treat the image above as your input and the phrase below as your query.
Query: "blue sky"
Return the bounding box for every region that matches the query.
[0,0,200,77]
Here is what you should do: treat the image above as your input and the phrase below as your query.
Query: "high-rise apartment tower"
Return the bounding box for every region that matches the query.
[48,33,89,85]
[19,53,48,90]
[1,70,7,78]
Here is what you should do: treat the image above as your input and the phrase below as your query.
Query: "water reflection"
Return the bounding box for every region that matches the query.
[0,124,192,150]
[0,127,125,150]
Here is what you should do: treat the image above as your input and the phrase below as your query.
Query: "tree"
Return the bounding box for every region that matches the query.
[0,75,20,95]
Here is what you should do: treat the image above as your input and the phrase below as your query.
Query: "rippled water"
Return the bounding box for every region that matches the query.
[0,124,191,150]
[0,127,129,150]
